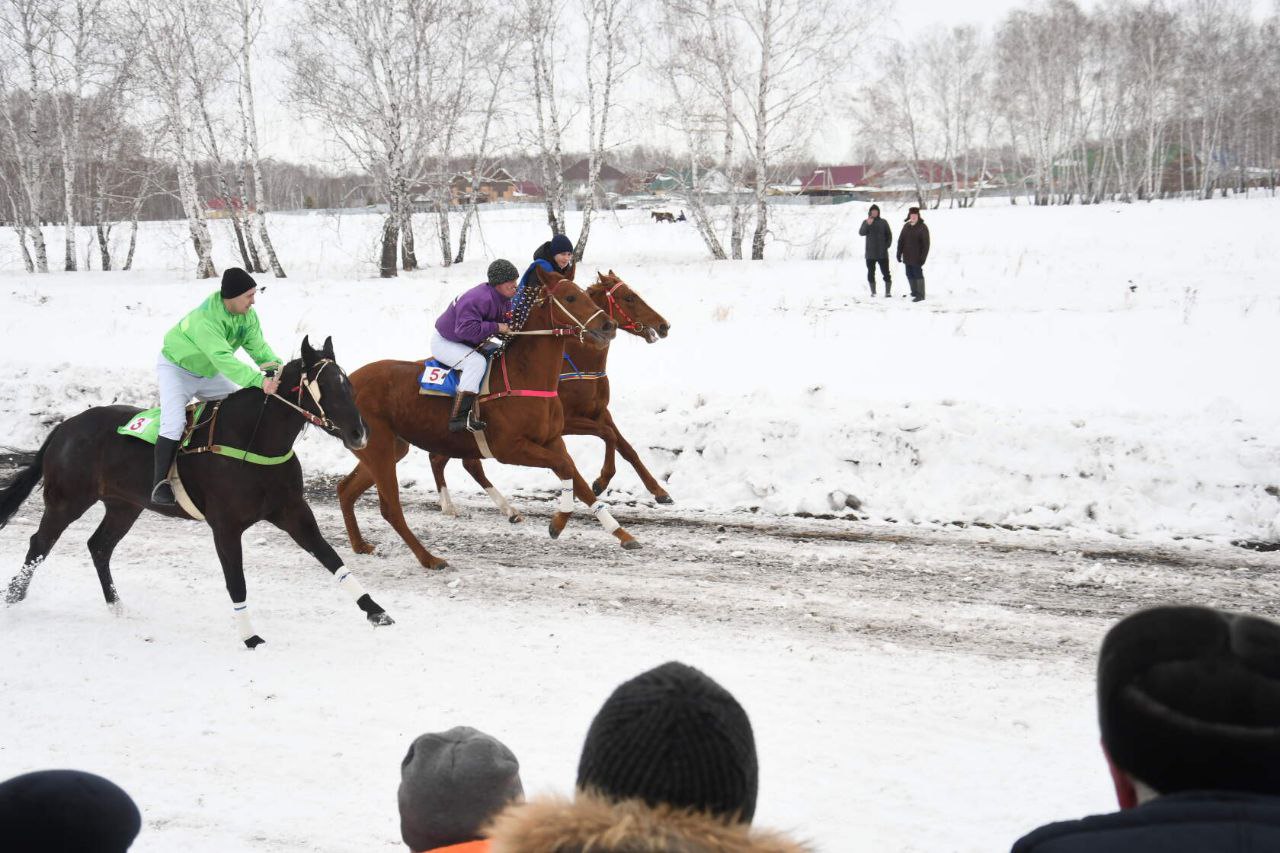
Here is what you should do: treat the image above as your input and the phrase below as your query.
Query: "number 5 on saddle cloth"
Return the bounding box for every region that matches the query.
[417,344,500,398]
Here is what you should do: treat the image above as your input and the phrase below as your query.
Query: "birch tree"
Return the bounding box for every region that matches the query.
[125,0,216,277]
[233,0,284,276]
[289,0,451,277]
[572,0,634,261]
[525,0,569,237]
[0,0,52,272]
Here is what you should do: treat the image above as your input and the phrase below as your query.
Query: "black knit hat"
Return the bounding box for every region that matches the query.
[904,206,921,221]
[1099,605,1280,796]
[0,769,142,852]
[398,727,523,851]
[576,661,758,822]
[220,267,256,299]
[487,259,520,287]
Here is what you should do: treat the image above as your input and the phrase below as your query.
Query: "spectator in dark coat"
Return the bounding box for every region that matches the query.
[486,661,810,853]
[1011,605,1280,853]
[857,204,893,297]
[896,207,930,302]
[398,727,524,853]
[0,769,142,852]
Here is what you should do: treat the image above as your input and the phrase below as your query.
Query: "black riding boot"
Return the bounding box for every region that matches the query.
[448,392,486,433]
[151,436,179,505]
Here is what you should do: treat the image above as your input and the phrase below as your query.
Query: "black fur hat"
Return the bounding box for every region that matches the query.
[576,661,758,822]
[1100,605,1280,795]
[220,267,256,299]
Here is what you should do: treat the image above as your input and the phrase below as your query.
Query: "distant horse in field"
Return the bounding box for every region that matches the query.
[651,211,676,223]
[337,265,639,570]
[0,337,393,648]
[430,270,672,520]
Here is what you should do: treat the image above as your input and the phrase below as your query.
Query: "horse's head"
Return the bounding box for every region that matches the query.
[296,335,368,451]
[518,264,616,349]
[589,270,671,344]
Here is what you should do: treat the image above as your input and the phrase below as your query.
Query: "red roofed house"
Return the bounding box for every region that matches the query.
[800,165,870,195]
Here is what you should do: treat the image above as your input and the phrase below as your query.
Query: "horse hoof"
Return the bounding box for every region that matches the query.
[621,539,642,550]
[353,542,376,555]
[509,513,524,524]
[424,557,449,570]
[592,480,605,496]
[244,635,266,649]
[368,611,395,627]
[548,521,562,540]
[655,494,674,505]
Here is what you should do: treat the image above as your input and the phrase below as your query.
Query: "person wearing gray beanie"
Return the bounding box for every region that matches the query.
[398,726,524,852]
[1012,605,1280,853]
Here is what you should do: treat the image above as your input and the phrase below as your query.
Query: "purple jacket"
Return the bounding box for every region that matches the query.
[434,283,513,346]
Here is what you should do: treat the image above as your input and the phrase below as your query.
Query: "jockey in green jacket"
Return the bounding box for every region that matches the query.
[151,268,282,505]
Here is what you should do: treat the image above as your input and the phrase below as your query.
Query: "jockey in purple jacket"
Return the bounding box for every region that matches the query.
[432,258,520,432]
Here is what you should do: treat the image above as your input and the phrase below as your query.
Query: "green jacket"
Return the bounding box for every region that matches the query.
[161,291,280,389]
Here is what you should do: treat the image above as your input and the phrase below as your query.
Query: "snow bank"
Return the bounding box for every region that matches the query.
[2,196,1277,544]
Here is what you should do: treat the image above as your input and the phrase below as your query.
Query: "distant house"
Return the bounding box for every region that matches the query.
[514,180,545,199]
[449,167,517,204]
[800,165,869,196]
[562,158,629,199]
[205,197,253,219]
[647,168,732,196]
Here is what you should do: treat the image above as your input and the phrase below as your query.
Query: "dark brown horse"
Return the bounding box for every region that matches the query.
[337,265,639,569]
[0,337,393,648]
[429,270,672,521]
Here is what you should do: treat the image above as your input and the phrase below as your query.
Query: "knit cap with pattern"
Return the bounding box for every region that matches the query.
[576,661,759,823]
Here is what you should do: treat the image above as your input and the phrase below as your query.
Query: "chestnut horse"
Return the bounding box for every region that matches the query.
[337,266,640,569]
[428,270,672,521]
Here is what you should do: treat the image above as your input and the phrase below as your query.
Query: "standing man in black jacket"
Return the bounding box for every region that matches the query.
[1012,605,1280,853]
[857,204,893,297]
[897,206,930,302]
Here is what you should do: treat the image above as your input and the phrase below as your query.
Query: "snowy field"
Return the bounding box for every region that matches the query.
[0,197,1278,851]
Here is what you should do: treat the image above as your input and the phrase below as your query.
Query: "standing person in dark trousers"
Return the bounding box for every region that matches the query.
[1011,605,1280,852]
[897,206,930,302]
[857,204,893,296]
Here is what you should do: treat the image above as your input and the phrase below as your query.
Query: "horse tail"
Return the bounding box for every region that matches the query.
[0,434,51,530]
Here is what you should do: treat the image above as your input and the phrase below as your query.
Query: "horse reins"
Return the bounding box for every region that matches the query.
[504,281,606,343]
[271,359,338,431]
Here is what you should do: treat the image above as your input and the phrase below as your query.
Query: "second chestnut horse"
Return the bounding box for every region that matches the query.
[429,270,672,522]
[337,266,640,569]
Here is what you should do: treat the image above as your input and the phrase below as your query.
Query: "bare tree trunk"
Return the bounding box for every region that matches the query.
[380,212,399,278]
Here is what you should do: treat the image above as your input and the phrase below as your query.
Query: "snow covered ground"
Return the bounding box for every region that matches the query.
[0,196,1278,851]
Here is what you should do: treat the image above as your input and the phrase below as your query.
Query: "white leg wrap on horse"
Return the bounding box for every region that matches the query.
[591,501,621,533]
[557,479,574,513]
[439,487,456,515]
[334,568,367,602]
[485,486,513,514]
[233,602,255,641]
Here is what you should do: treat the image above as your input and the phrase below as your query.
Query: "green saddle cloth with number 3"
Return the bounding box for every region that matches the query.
[117,404,206,446]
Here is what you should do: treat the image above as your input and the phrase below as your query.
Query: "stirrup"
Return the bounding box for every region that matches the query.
[151,480,176,506]
[465,410,487,433]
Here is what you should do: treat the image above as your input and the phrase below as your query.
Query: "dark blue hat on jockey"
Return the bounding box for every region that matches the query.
[549,234,574,255]
[0,769,142,853]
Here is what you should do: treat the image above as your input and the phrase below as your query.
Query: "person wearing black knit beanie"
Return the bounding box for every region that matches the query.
[486,662,808,853]
[1011,605,1280,853]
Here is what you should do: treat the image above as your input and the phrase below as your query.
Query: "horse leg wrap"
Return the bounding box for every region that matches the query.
[557,480,574,513]
[439,487,456,516]
[232,601,256,642]
[335,567,367,602]
[485,486,513,515]
[591,501,621,534]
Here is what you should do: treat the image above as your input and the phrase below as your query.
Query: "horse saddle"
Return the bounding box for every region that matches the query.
[117,402,209,447]
[417,351,497,398]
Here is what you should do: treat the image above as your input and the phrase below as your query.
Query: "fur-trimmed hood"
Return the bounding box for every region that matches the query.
[486,793,811,853]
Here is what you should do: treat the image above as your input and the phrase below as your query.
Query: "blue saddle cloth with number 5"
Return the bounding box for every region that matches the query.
[418,358,462,398]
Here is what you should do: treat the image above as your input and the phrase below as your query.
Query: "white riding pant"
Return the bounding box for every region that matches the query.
[430,330,488,394]
[156,352,239,440]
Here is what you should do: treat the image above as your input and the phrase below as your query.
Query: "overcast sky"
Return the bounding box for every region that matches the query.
[252,0,1277,170]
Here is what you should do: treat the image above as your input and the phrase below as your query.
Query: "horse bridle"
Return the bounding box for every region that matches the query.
[269,359,339,432]
[508,280,607,343]
[601,280,643,334]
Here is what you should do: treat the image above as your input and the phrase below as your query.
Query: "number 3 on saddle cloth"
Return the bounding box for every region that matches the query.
[417,346,499,398]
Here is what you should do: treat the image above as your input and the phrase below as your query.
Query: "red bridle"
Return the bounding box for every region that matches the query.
[601,280,641,332]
